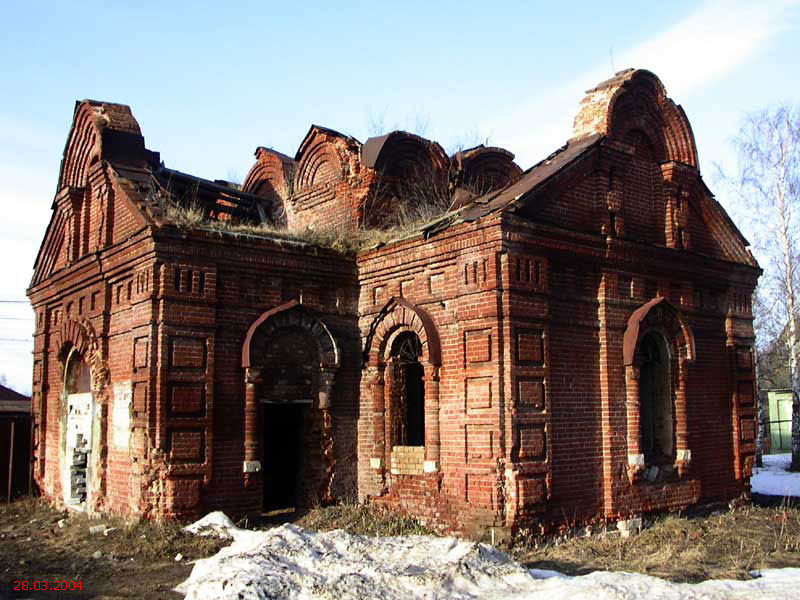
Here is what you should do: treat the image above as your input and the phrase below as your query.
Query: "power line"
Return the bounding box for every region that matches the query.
[0,338,31,342]
[0,300,28,304]
[0,317,33,321]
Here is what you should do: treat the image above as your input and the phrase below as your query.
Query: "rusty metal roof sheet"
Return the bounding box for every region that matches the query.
[0,384,30,413]
[361,131,448,171]
[459,134,601,222]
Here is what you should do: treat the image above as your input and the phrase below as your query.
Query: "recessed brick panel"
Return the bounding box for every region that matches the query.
[428,272,444,295]
[465,377,492,412]
[517,424,546,460]
[740,417,756,442]
[166,477,200,510]
[400,279,413,297]
[133,336,149,369]
[168,336,206,370]
[465,425,494,461]
[737,381,754,407]
[168,429,204,463]
[464,329,491,363]
[517,329,544,364]
[132,381,148,414]
[168,383,206,417]
[466,473,494,508]
[518,475,546,506]
[736,347,752,370]
[517,377,545,410]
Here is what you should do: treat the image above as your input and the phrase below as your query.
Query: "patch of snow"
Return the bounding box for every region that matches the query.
[178,516,800,600]
[183,511,239,539]
[752,453,800,497]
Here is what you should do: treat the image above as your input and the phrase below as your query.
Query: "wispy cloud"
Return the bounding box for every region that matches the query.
[493,0,799,167]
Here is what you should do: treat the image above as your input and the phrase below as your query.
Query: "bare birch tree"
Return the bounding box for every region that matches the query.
[728,105,800,470]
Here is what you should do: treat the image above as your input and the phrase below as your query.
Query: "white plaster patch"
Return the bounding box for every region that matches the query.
[64,392,93,506]
[628,453,645,466]
[423,460,439,473]
[242,460,261,473]
[112,381,132,450]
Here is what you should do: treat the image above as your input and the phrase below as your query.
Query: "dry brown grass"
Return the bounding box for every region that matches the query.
[294,501,433,537]
[513,504,800,583]
[154,193,454,256]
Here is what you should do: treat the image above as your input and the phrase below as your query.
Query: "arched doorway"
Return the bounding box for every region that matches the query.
[638,331,674,466]
[260,327,321,512]
[241,301,339,513]
[63,348,92,508]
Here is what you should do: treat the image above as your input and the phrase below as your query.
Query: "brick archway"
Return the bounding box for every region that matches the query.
[623,297,695,481]
[52,317,109,512]
[54,317,109,393]
[241,301,339,505]
[363,297,442,477]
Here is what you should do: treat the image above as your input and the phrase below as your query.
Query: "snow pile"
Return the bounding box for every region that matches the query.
[752,453,800,497]
[183,511,239,539]
[178,516,800,600]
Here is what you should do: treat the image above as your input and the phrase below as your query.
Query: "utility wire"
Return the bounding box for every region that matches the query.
[0,338,31,342]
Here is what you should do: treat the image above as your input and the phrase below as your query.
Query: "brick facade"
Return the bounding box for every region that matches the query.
[28,70,760,536]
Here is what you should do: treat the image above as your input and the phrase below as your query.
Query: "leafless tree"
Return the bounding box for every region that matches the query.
[726,104,800,470]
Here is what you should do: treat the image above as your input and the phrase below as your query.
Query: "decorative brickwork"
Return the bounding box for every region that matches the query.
[28,69,760,537]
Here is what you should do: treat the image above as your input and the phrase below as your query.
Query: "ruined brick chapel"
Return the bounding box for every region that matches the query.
[27,69,761,536]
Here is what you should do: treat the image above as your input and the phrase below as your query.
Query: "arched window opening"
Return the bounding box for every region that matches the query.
[63,348,92,506]
[639,332,674,468]
[390,332,425,447]
[65,349,91,395]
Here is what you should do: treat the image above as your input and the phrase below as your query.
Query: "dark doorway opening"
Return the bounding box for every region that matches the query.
[262,403,306,512]
[639,331,674,466]
[404,362,425,446]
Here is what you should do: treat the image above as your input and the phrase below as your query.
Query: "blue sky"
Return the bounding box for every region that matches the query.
[1,0,799,393]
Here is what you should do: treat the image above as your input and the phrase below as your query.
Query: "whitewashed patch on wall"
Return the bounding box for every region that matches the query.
[113,381,132,449]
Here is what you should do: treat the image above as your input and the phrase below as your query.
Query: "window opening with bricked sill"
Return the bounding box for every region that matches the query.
[388,332,426,475]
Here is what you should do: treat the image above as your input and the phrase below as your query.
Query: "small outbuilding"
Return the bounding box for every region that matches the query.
[0,384,32,501]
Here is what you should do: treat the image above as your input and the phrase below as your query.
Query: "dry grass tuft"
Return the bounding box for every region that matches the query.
[295,501,433,537]
[513,505,800,583]
[152,193,454,256]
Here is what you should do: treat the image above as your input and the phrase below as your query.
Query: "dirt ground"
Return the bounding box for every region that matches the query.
[1,497,799,599]
[0,498,226,599]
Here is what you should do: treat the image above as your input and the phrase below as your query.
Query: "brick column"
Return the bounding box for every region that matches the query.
[368,365,386,472]
[319,368,336,504]
[625,365,644,483]
[423,367,440,472]
[674,358,691,477]
[243,367,262,486]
